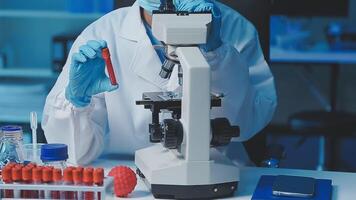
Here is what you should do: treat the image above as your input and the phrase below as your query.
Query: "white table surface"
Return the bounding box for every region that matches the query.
[92,156,356,200]
[270,47,356,64]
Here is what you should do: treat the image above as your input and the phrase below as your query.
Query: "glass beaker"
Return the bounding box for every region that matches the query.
[0,125,25,168]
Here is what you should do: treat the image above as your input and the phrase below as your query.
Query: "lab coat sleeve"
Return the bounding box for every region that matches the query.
[204,39,277,141]
[42,33,108,165]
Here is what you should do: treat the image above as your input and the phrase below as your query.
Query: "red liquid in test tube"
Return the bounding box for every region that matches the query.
[83,167,94,200]
[94,168,104,200]
[63,168,75,199]
[2,166,14,198]
[11,165,23,198]
[22,167,33,198]
[32,167,44,198]
[52,168,62,199]
[102,47,118,85]
[43,167,53,199]
[73,168,83,199]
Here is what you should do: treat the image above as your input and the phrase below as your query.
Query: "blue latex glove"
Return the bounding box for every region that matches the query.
[174,0,222,51]
[65,40,119,107]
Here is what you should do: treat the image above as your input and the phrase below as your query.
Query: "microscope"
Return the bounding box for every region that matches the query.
[135,1,240,198]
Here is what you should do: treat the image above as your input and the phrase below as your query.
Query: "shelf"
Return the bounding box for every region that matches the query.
[270,47,356,64]
[0,68,59,79]
[0,89,46,123]
[0,103,44,124]
[0,10,103,20]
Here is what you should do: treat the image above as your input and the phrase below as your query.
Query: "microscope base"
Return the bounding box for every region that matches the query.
[135,144,239,199]
[150,181,238,199]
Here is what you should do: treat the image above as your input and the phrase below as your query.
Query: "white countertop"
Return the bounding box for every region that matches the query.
[92,156,356,200]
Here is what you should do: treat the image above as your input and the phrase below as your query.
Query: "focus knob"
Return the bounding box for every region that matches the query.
[162,119,183,149]
[211,118,240,147]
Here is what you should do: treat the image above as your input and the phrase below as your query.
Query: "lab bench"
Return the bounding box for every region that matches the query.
[92,156,356,199]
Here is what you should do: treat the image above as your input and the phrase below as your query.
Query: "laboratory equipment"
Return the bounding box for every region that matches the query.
[102,47,118,85]
[108,166,137,197]
[252,175,332,200]
[0,125,25,168]
[94,168,104,199]
[134,1,240,198]
[32,167,43,198]
[23,143,43,164]
[0,163,112,199]
[40,144,68,170]
[83,167,94,199]
[73,168,83,199]
[22,167,33,198]
[30,111,38,163]
[52,168,62,199]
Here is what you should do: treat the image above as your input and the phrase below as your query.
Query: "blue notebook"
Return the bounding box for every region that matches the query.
[252,175,332,200]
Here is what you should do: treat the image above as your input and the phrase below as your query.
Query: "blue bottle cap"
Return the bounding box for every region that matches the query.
[41,144,68,162]
[1,125,22,132]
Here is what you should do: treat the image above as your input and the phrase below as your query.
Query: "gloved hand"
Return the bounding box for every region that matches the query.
[174,0,222,51]
[65,40,118,107]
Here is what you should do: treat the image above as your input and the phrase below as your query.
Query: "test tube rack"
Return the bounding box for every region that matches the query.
[0,176,113,199]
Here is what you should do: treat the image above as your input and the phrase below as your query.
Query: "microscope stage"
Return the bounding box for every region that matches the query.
[136,92,222,110]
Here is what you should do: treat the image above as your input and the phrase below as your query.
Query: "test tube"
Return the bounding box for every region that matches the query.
[22,166,33,198]
[63,167,75,199]
[83,167,94,200]
[51,168,62,199]
[32,167,43,198]
[7,162,17,168]
[73,168,83,200]
[11,165,23,198]
[2,166,14,198]
[43,167,53,199]
[102,47,118,85]
[94,168,104,200]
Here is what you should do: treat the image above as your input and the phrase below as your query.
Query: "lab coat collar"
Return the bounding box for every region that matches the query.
[119,1,169,89]
[118,1,145,42]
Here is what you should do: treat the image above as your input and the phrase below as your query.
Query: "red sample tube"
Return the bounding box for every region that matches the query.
[43,167,53,199]
[63,168,75,199]
[52,168,62,199]
[32,167,44,198]
[11,165,23,198]
[22,167,33,199]
[26,162,36,169]
[7,162,16,168]
[2,166,14,198]
[102,47,118,85]
[83,167,94,200]
[73,168,83,200]
[94,168,105,200]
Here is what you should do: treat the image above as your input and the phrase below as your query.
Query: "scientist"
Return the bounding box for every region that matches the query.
[42,0,277,165]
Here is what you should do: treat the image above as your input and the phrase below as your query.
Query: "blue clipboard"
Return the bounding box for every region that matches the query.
[252,175,332,200]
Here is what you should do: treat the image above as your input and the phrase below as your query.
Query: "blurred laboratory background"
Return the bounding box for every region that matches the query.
[1,0,356,172]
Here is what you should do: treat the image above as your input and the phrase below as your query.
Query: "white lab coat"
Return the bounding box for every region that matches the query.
[42,1,277,165]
